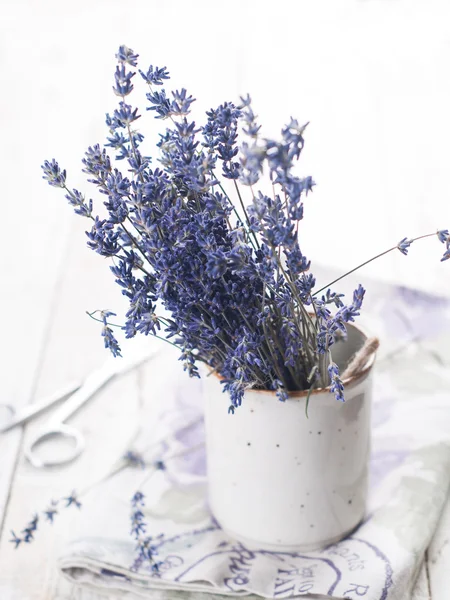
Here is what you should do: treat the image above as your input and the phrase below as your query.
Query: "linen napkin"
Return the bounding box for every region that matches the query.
[58,346,450,600]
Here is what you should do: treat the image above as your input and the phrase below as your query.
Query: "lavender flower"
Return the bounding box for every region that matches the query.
[41,159,66,188]
[43,500,59,523]
[437,229,450,261]
[10,491,81,548]
[21,514,39,543]
[441,248,450,262]
[123,451,166,471]
[397,237,413,255]
[139,65,170,86]
[99,310,121,357]
[124,451,146,468]
[437,229,449,244]
[64,188,93,218]
[86,217,120,257]
[42,45,448,409]
[130,492,162,573]
[204,102,241,179]
[64,491,82,508]
[239,94,261,139]
[113,65,136,97]
[116,45,139,67]
[10,531,22,549]
[328,362,344,402]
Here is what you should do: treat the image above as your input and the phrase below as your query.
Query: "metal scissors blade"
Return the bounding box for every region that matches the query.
[8,348,156,468]
[0,381,81,434]
[43,348,156,427]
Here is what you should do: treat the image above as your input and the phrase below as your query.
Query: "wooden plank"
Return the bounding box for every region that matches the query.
[0,220,146,599]
[0,196,70,537]
[4,260,449,599]
[2,3,450,597]
[0,0,78,538]
[0,3,242,596]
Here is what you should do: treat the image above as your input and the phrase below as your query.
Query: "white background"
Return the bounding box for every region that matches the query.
[1,0,450,376]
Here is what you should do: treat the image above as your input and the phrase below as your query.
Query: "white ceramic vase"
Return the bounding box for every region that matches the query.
[203,323,375,551]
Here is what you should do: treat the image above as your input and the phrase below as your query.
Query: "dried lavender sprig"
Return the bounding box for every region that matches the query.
[86,310,184,355]
[42,46,449,409]
[130,490,163,574]
[124,450,146,468]
[10,417,203,549]
[314,231,450,297]
[40,49,363,404]
[10,491,81,549]
[128,441,205,574]
[9,459,164,550]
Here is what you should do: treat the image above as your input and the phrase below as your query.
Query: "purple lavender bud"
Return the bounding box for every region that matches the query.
[397,237,413,255]
[139,65,170,86]
[115,45,139,67]
[113,65,136,97]
[441,247,450,262]
[328,362,345,402]
[437,229,450,246]
[41,159,66,188]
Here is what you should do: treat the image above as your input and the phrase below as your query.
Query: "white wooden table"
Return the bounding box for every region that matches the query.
[1,2,450,597]
[0,220,449,599]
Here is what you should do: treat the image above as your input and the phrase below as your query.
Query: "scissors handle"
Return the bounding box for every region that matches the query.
[24,349,157,468]
[25,424,85,468]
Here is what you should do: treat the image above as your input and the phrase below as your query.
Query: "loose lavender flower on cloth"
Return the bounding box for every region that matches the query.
[42,45,448,410]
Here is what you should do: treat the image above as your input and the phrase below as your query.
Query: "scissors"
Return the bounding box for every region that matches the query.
[0,348,156,469]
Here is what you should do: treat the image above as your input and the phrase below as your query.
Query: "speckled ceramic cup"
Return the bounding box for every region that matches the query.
[203,323,375,551]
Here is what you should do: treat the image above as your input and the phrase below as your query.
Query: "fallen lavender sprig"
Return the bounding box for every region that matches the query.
[130,491,163,574]
[10,491,81,548]
[9,460,163,550]
[127,439,207,572]
[11,417,203,549]
[124,450,147,469]
[9,457,158,549]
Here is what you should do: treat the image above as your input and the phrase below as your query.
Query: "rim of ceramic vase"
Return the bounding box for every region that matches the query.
[207,321,377,399]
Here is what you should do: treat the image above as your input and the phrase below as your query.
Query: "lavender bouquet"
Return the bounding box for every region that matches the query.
[42,45,450,413]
